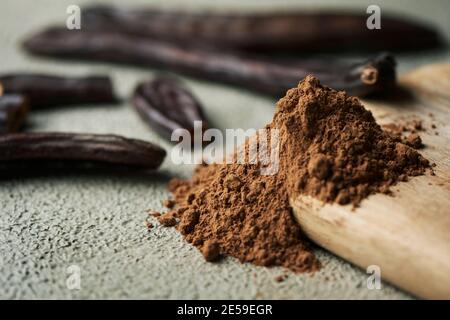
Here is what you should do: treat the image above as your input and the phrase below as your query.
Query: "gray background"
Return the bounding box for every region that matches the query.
[0,0,449,299]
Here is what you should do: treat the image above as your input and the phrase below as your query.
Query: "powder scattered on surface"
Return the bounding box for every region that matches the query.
[144,221,154,230]
[202,239,221,262]
[275,274,288,282]
[405,133,423,149]
[383,118,430,149]
[383,118,424,135]
[160,76,430,272]
[163,199,176,209]
[157,214,178,227]
[148,211,161,218]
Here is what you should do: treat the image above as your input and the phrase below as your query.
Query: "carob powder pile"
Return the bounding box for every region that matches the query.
[162,75,430,272]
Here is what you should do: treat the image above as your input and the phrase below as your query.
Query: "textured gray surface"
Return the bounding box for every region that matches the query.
[0,0,449,299]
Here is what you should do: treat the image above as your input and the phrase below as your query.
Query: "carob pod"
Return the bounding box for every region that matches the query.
[0,94,29,134]
[0,74,118,108]
[81,5,442,52]
[132,77,207,142]
[0,133,166,171]
[23,28,397,97]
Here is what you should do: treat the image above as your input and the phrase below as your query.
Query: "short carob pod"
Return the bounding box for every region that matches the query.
[0,133,166,173]
[0,94,29,134]
[0,73,118,108]
[132,77,207,143]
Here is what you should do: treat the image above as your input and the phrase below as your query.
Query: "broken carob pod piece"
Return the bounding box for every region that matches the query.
[0,133,166,172]
[22,28,397,97]
[132,77,207,142]
[81,5,442,52]
[0,94,29,134]
[0,74,118,108]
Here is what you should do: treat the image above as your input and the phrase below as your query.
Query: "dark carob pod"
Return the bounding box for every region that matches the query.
[0,94,29,134]
[81,5,442,52]
[23,28,397,97]
[0,74,118,108]
[133,77,207,143]
[0,133,166,172]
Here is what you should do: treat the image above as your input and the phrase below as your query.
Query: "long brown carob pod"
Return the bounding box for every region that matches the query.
[0,133,166,170]
[23,28,396,97]
[0,74,118,108]
[81,5,442,52]
[0,95,29,134]
[133,77,208,142]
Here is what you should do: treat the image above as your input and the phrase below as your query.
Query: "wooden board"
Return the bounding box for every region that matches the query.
[291,62,450,299]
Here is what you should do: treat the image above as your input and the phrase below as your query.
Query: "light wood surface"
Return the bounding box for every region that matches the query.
[291,62,450,299]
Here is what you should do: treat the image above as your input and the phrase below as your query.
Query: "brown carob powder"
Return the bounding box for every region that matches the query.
[163,76,430,272]
[383,118,426,149]
[168,163,320,272]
